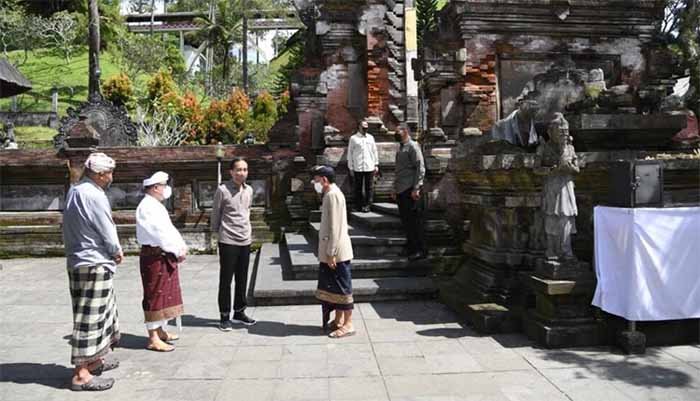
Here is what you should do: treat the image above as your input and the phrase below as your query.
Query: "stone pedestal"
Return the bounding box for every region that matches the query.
[618,329,646,354]
[525,263,603,348]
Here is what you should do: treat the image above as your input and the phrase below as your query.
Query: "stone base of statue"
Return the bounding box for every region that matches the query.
[525,257,603,348]
[617,329,646,355]
[535,257,592,280]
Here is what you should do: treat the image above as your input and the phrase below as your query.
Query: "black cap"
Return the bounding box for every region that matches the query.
[311,165,335,180]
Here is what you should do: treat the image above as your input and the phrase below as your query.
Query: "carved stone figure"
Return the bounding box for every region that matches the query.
[535,113,579,260]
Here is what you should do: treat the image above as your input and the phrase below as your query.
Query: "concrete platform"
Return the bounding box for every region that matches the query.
[3,255,700,401]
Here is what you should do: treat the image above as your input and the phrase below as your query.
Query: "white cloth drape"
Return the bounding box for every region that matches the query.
[592,206,700,321]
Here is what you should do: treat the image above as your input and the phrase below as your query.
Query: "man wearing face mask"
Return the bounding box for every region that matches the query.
[136,171,187,352]
[311,165,355,338]
[347,120,379,212]
[211,158,257,330]
[392,125,427,261]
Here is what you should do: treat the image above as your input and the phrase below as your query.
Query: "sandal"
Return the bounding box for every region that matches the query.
[146,343,175,352]
[328,326,356,339]
[89,358,120,376]
[70,376,115,392]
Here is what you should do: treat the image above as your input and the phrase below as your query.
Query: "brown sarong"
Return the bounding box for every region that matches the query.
[139,246,184,322]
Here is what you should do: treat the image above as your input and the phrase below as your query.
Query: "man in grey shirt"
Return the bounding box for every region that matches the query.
[63,152,123,391]
[392,126,427,261]
[211,157,257,330]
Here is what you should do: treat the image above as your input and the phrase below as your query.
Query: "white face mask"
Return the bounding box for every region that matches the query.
[313,181,324,194]
[162,185,172,200]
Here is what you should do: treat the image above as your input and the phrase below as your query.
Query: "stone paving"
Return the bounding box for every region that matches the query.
[2,255,700,401]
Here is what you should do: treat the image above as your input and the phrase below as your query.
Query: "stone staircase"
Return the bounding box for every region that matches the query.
[252,202,461,306]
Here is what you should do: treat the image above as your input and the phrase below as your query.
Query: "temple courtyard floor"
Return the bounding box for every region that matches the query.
[2,255,700,401]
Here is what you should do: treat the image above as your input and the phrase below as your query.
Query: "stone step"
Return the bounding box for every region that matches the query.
[285,233,430,279]
[371,202,400,216]
[307,222,406,258]
[349,210,403,232]
[252,242,438,306]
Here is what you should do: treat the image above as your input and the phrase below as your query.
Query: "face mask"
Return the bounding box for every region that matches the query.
[314,181,324,194]
[394,133,403,142]
[162,185,172,200]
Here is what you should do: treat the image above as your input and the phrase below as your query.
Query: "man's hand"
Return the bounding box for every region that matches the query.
[390,192,397,202]
[411,189,420,201]
[328,255,337,270]
[373,167,379,176]
[178,250,187,263]
[113,251,124,265]
[349,170,354,177]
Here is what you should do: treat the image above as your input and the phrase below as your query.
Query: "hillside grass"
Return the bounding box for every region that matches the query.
[0,47,126,115]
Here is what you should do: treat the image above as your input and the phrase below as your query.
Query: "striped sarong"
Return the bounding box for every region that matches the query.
[67,265,120,366]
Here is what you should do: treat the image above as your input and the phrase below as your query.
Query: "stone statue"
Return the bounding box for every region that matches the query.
[489,99,539,148]
[535,113,579,260]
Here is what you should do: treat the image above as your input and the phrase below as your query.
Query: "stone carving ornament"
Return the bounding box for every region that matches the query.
[54,93,137,149]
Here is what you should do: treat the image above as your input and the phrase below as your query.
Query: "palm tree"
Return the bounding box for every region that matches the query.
[193,0,245,89]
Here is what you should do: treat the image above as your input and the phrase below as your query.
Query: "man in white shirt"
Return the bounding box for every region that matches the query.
[347,120,379,212]
[136,171,187,352]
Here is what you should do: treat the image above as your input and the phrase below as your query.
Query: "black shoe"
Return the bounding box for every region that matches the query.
[408,252,427,261]
[361,206,371,213]
[232,312,257,326]
[219,320,234,332]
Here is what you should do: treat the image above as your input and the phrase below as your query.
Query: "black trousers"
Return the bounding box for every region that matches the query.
[218,243,250,319]
[352,171,374,209]
[397,189,426,255]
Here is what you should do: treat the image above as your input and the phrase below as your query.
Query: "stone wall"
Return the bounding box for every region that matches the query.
[0,145,301,257]
[440,141,700,346]
[0,112,59,128]
[424,0,664,135]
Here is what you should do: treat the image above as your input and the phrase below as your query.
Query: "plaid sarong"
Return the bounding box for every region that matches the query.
[67,265,120,366]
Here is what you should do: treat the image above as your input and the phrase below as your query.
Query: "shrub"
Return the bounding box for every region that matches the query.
[146,69,178,103]
[102,73,134,106]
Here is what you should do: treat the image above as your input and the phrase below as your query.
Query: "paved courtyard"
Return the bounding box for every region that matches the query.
[2,255,700,401]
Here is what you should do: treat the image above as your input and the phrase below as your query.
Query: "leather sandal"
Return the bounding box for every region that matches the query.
[328,326,356,339]
[70,376,115,392]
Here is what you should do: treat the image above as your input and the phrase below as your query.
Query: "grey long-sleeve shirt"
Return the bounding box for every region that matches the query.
[63,178,122,272]
[393,138,426,194]
[211,181,253,246]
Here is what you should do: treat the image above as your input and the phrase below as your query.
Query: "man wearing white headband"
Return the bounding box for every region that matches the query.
[63,152,122,391]
[135,171,187,352]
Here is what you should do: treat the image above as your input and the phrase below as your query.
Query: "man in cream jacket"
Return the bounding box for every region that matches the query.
[311,165,355,338]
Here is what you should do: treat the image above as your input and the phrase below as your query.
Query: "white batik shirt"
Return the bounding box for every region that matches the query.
[136,194,187,256]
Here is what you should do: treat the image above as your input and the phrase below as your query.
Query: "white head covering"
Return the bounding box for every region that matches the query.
[143,171,169,187]
[84,152,116,173]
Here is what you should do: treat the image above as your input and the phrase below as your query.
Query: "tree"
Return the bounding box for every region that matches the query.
[130,0,154,14]
[416,0,439,50]
[661,0,700,117]
[271,30,305,96]
[113,32,185,80]
[40,11,79,64]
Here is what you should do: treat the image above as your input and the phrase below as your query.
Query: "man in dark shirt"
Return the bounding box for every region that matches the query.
[391,126,427,261]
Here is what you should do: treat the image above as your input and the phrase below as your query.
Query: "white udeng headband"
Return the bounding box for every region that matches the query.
[85,153,116,173]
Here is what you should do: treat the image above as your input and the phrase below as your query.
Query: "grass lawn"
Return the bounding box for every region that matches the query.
[0,47,125,115]
[12,126,57,149]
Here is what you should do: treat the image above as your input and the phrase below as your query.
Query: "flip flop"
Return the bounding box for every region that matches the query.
[70,376,115,392]
[89,358,120,376]
[146,344,175,352]
[328,326,356,339]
